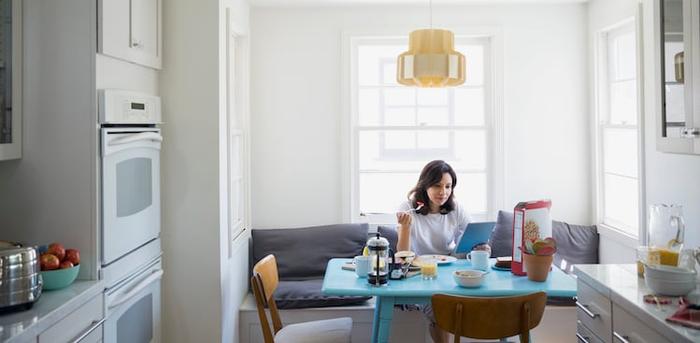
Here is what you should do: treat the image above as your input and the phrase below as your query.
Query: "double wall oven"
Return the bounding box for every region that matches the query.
[99,89,163,343]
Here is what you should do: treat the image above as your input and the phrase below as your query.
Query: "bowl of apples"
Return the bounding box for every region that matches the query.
[39,243,80,291]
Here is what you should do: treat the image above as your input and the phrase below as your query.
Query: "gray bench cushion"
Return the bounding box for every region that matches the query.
[488,210,599,273]
[251,223,369,280]
[274,279,370,309]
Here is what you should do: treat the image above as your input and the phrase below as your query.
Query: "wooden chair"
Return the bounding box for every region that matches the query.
[431,292,547,343]
[251,254,352,343]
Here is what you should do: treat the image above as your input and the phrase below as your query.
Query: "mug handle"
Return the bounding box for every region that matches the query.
[466,252,472,261]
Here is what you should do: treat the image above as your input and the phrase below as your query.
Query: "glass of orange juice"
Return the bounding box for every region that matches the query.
[420,259,438,280]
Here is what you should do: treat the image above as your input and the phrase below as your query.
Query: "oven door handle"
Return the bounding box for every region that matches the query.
[108,132,163,146]
[108,270,163,310]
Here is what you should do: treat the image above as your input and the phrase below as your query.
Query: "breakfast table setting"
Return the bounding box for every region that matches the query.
[322,254,577,343]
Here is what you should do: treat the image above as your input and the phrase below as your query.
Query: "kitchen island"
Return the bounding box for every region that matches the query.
[0,280,103,343]
[575,264,700,343]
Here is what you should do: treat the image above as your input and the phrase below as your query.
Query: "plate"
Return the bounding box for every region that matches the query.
[491,265,511,271]
[414,255,457,265]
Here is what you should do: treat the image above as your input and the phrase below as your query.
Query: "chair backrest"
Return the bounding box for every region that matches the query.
[251,254,283,343]
[431,292,547,343]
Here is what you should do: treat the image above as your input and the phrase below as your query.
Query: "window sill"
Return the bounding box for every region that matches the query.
[597,223,639,249]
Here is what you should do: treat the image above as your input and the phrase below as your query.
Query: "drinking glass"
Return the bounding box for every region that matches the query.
[420,259,438,280]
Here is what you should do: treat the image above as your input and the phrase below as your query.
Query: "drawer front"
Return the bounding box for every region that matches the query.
[577,320,605,343]
[39,294,103,343]
[577,280,612,343]
[612,304,672,343]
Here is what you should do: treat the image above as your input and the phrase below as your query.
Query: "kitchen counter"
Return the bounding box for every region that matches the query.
[0,280,103,343]
[575,264,700,343]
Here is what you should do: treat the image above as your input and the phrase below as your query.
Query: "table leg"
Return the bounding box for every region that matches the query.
[371,296,395,343]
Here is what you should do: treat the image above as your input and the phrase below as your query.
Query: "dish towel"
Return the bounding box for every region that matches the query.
[667,304,700,329]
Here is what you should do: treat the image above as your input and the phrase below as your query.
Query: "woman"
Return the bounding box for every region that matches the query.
[396,160,487,343]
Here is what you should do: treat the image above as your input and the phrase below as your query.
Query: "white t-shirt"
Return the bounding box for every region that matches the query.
[397,200,472,256]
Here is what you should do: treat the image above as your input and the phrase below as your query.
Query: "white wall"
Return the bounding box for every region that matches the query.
[161,0,250,342]
[250,3,590,228]
[641,0,700,250]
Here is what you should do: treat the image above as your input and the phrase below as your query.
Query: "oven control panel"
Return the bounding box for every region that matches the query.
[99,89,162,124]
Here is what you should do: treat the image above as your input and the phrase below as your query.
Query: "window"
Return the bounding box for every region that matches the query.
[349,35,497,223]
[596,21,641,237]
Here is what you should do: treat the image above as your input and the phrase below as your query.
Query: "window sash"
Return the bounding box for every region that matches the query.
[351,35,493,222]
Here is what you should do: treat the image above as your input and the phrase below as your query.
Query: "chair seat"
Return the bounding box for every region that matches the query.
[274,317,352,343]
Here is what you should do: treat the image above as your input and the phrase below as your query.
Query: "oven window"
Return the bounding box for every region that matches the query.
[117,294,153,343]
[117,158,153,217]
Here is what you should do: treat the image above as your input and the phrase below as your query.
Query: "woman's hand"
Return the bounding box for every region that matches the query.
[396,212,412,251]
[397,211,412,228]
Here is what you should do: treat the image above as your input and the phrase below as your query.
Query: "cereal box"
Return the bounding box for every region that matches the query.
[511,200,552,276]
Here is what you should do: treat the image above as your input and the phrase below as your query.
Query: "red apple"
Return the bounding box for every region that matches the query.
[59,261,74,269]
[65,249,80,265]
[40,254,60,270]
[47,243,66,261]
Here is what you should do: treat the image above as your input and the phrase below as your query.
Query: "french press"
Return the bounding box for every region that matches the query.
[366,233,389,286]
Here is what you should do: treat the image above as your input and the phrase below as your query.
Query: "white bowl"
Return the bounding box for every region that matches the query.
[453,270,486,288]
[644,275,697,296]
[644,263,696,282]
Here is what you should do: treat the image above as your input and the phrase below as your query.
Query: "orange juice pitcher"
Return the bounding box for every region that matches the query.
[647,204,685,266]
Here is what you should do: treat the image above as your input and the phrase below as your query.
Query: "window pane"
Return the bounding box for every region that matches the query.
[385,107,415,126]
[610,31,636,80]
[603,174,639,234]
[358,130,485,171]
[383,131,415,149]
[454,88,485,126]
[359,172,419,213]
[358,89,380,126]
[603,128,638,178]
[417,131,449,149]
[456,44,484,86]
[382,62,398,85]
[384,88,415,106]
[358,44,405,86]
[609,80,637,125]
[417,107,448,126]
[453,173,487,214]
[417,88,448,106]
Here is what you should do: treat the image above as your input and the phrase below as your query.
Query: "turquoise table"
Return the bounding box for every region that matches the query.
[322,258,577,343]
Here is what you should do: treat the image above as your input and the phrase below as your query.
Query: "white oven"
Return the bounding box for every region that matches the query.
[101,126,161,265]
[104,258,162,343]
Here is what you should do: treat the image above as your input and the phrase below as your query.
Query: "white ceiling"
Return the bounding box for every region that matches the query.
[249,0,588,8]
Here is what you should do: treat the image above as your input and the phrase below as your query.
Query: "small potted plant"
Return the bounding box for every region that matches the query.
[522,237,557,282]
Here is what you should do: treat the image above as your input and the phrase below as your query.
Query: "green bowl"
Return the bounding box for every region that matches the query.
[41,264,80,290]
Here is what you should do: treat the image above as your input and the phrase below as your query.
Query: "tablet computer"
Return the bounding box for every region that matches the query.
[455,222,496,254]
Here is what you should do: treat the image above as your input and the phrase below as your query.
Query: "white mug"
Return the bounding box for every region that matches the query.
[467,250,490,271]
[354,255,371,278]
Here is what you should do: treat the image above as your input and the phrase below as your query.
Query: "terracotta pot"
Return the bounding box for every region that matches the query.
[523,253,553,282]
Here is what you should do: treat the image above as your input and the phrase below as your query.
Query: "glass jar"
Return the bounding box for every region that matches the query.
[647,204,685,266]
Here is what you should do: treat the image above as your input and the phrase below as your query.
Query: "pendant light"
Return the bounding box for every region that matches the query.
[397,0,465,87]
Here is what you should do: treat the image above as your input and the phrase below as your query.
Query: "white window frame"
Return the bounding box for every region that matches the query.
[593,17,645,248]
[224,9,251,257]
[341,28,504,225]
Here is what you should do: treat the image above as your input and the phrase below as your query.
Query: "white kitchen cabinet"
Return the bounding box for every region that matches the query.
[612,303,672,343]
[98,0,162,70]
[0,0,22,161]
[38,293,104,343]
[654,0,700,154]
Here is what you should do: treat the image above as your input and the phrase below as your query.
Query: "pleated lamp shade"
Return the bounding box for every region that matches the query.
[397,29,466,87]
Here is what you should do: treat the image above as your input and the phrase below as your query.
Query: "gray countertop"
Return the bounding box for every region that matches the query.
[575,264,700,343]
[0,280,103,343]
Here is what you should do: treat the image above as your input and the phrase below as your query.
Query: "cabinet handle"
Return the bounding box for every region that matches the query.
[613,331,631,343]
[69,318,105,343]
[575,301,600,319]
[576,333,591,343]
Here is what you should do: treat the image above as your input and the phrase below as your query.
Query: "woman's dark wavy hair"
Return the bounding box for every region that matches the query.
[408,160,457,215]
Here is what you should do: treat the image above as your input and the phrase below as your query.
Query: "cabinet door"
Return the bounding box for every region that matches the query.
[98,0,162,70]
[0,0,22,161]
[38,294,104,343]
[612,303,672,343]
